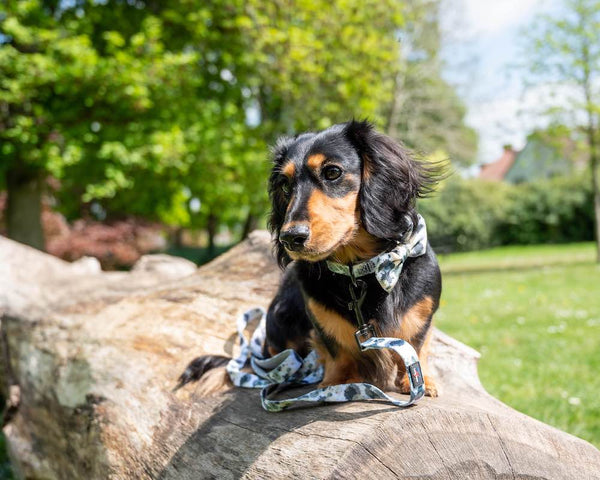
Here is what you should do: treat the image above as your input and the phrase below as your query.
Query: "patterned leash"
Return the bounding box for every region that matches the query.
[226,307,426,412]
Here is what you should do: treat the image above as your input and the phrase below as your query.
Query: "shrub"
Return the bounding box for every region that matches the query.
[418,174,594,252]
[419,177,511,252]
[501,175,594,245]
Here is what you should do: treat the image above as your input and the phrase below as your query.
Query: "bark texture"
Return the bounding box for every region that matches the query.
[1,232,599,480]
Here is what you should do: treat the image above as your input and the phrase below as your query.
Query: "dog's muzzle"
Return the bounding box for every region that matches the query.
[279,224,310,252]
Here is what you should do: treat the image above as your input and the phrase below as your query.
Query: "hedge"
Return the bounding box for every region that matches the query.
[418,174,594,252]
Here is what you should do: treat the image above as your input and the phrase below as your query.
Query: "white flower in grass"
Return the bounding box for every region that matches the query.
[568,397,581,406]
[547,323,566,334]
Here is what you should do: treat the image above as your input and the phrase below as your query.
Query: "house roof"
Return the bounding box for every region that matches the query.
[479,147,517,181]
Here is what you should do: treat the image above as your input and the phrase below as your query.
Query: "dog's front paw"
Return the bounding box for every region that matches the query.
[397,373,439,397]
[318,375,362,389]
[424,376,438,397]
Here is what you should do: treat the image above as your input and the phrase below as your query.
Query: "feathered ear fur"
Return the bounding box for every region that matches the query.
[344,120,444,240]
[267,136,295,268]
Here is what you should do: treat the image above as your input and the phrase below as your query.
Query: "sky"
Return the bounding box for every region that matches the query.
[440,0,561,164]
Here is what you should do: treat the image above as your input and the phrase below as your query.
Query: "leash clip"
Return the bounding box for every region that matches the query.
[355,324,377,351]
[347,278,375,351]
[347,279,367,323]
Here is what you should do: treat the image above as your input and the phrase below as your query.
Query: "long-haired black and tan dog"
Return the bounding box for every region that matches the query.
[179,120,442,397]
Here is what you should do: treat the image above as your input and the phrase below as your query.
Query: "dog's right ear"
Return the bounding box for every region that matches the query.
[345,120,443,240]
[268,136,295,268]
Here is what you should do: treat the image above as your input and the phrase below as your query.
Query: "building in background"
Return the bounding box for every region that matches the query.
[479,145,518,181]
[478,134,577,183]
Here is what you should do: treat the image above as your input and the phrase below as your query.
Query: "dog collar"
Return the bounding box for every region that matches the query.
[326,214,428,293]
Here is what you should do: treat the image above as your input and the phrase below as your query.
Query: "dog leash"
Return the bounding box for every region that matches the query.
[226,307,426,412]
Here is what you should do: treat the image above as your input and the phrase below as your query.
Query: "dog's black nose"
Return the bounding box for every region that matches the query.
[279,225,310,251]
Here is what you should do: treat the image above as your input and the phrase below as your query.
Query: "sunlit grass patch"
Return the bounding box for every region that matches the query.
[437,242,600,448]
[438,242,596,273]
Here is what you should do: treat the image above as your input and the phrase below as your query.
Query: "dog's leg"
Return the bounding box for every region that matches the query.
[396,329,437,397]
[194,367,233,397]
[418,328,437,397]
[319,354,363,387]
[312,336,362,387]
[394,296,438,397]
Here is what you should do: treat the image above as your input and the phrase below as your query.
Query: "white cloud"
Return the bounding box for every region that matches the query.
[441,0,570,163]
[462,0,540,36]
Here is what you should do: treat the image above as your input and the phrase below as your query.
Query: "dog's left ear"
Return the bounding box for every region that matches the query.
[268,135,296,268]
[344,120,441,240]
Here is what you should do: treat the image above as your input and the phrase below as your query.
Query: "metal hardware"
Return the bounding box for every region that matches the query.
[347,278,367,327]
[346,275,377,351]
[354,324,377,351]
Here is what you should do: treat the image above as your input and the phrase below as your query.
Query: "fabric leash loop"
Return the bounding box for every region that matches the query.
[226,308,425,412]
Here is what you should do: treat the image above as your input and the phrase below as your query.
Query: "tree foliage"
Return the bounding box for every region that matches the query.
[386,0,477,165]
[521,0,600,261]
[1,1,205,233]
[1,0,475,250]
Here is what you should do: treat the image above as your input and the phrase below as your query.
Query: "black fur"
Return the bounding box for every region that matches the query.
[174,355,230,390]
[265,120,443,384]
[346,120,440,240]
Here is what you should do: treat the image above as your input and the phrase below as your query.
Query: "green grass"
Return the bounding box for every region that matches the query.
[437,242,600,448]
[439,242,596,273]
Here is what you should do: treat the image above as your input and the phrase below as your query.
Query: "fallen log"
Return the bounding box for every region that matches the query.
[1,232,599,479]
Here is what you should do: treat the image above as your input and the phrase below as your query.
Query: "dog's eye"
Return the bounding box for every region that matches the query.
[323,166,342,181]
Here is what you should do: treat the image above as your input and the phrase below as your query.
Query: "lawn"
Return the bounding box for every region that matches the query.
[436,242,600,448]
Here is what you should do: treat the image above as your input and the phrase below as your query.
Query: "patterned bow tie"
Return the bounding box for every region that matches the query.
[326,214,428,292]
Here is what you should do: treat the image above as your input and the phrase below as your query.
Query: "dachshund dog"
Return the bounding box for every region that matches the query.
[179,120,442,397]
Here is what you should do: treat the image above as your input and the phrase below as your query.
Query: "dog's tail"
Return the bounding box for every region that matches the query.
[174,355,231,392]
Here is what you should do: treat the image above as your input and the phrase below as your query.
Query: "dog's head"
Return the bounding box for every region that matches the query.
[268,120,441,266]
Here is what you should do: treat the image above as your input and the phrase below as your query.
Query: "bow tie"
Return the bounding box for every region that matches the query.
[326,214,428,293]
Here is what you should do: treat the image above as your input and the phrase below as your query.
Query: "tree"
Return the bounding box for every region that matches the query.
[0,1,203,249]
[522,0,600,262]
[386,0,477,166]
[226,0,406,239]
[1,0,408,251]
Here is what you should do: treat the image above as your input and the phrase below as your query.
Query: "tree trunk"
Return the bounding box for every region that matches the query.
[581,37,600,263]
[592,153,600,263]
[240,211,258,241]
[1,233,599,479]
[385,67,406,139]
[5,166,45,251]
[206,212,218,255]
[170,227,185,249]
[584,118,600,263]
